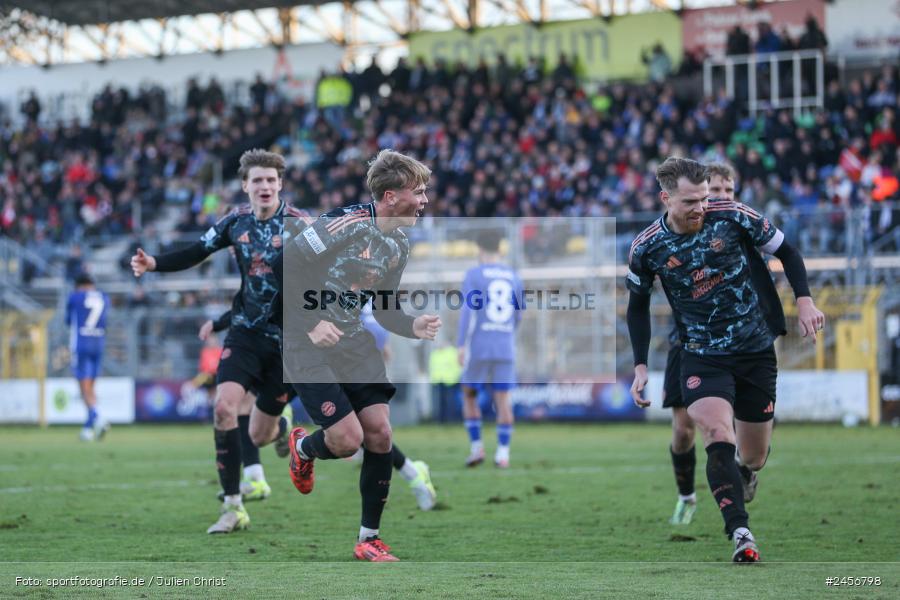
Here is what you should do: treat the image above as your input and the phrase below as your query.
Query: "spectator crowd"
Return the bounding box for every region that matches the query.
[2,45,899,277]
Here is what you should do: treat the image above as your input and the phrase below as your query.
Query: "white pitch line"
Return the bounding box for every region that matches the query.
[2,455,897,495]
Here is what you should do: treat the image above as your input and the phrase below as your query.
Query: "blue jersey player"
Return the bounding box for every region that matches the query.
[66,273,110,441]
[457,230,524,468]
[627,157,825,563]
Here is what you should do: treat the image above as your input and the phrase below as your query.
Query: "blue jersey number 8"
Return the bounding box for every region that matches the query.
[486,279,514,324]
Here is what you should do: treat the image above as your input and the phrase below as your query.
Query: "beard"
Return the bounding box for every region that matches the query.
[675,213,704,233]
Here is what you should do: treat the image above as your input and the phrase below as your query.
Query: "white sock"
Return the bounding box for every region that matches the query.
[679,493,697,503]
[296,438,309,460]
[732,527,753,542]
[243,464,264,482]
[223,494,243,507]
[399,459,419,482]
[471,440,483,455]
[359,526,379,542]
[495,446,510,462]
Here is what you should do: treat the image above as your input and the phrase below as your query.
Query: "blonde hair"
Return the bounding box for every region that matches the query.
[366,149,431,202]
[706,162,737,182]
[238,149,285,180]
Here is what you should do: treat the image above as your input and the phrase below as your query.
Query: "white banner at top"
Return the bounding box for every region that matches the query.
[826,0,900,60]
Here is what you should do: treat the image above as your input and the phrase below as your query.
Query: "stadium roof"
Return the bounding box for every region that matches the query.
[5,1,338,26]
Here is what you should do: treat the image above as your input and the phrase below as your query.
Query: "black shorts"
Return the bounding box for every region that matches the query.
[217,327,289,417]
[662,345,685,409]
[285,331,395,429]
[680,345,777,423]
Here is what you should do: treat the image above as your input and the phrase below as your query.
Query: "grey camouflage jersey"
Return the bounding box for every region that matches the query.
[284,203,409,338]
[626,200,782,355]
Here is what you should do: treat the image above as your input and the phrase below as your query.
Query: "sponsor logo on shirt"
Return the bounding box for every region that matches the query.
[690,266,725,299]
[201,227,216,243]
[303,227,327,254]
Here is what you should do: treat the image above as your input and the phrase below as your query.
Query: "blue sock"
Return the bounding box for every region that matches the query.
[497,424,513,447]
[464,419,482,443]
[85,407,98,428]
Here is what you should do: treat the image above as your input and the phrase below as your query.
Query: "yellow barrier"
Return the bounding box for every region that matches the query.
[781,286,882,425]
[0,309,53,426]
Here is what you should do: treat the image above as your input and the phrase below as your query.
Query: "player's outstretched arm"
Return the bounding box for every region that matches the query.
[130,248,157,277]
[307,320,344,347]
[198,320,214,341]
[212,310,232,333]
[631,364,650,409]
[151,242,214,274]
[412,314,442,341]
[199,310,232,340]
[771,240,825,342]
[626,291,652,408]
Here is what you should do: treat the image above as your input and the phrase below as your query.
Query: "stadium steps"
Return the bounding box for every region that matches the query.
[0,282,43,312]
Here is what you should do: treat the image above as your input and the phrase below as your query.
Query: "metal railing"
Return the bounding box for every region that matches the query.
[0,235,62,311]
[703,49,825,116]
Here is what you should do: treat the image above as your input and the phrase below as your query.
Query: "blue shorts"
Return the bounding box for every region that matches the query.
[72,351,102,380]
[460,360,516,391]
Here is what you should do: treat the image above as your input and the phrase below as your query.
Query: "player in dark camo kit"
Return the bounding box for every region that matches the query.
[661,163,788,526]
[626,157,825,562]
[276,149,441,561]
[204,305,437,511]
[131,149,302,534]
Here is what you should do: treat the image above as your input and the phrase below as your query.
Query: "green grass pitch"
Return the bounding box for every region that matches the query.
[1,423,898,598]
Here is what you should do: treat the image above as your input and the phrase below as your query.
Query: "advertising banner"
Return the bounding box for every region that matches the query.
[409,13,681,81]
[644,370,868,423]
[826,0,900,60]
[0,380,40,423]
[44,377,135,424]
[682,0,825,58]
[135,380,212,423]
[511,378,646,422]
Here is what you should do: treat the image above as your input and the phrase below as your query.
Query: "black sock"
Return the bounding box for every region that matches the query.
[391,444,407,471]
[238,415,260,466]
[671,445,696,497]
[214,428,242,496]
[360,448,393,530]
[705,441,749,537]
[300,428,338,460]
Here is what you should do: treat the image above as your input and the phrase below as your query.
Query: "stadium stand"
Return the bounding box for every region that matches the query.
[2,52,898,271]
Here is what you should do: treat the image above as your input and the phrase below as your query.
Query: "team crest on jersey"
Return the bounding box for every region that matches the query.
[321,402,336,417]
[686,376,701,390]
[272,235,282,248]
[237,232,250,244]
[666,255,682,269]
[710,238,725,252]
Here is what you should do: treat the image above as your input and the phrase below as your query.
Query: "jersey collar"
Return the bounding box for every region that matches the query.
[658,214,670,233]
